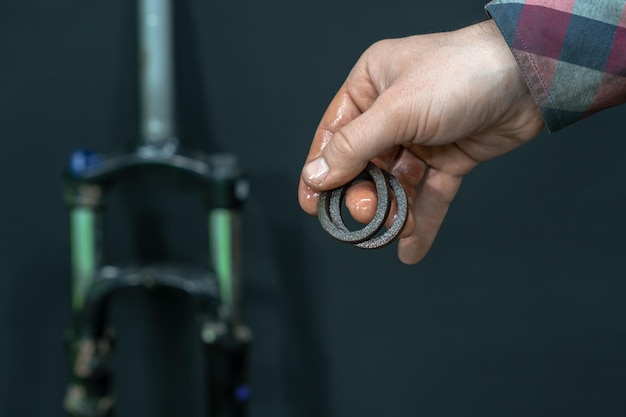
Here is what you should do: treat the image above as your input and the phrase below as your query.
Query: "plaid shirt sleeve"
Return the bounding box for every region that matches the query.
[485,0,626,132]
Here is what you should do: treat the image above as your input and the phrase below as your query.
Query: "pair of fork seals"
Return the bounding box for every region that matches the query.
[317,162,408,249]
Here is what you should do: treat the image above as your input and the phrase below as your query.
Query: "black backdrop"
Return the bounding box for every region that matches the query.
[1,1,625,416]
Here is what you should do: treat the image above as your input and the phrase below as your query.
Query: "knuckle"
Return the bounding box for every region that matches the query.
[368,38,393,54]
[330,129,360,161]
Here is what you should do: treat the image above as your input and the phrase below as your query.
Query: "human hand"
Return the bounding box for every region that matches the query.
[298,20,544,264]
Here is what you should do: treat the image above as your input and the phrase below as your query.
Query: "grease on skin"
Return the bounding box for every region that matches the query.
[349,196,375,224]
[318,130,333,151]
[299,185,321,215]
[318,94,357,152]
[345,182,377,224]
[303,186,320,200]
[328,95,355,131]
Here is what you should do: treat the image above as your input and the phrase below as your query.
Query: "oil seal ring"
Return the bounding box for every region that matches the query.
[317,163,408,249]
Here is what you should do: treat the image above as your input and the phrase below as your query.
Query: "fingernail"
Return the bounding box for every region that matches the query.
[303,157,329,185]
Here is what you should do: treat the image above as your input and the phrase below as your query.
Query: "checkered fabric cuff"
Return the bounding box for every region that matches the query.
[485,0,626,132]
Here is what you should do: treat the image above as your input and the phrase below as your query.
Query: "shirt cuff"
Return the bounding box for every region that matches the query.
[485,0,626,133]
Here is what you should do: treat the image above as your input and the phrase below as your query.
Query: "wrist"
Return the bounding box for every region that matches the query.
[473,20,527,94]
[450,19,544,143]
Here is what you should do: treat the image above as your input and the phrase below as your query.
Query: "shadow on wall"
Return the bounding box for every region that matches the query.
[4,241,70,417]
[245,172,332,417]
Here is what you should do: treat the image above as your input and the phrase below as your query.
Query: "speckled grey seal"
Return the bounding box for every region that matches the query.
[354,171,407,249]
[317,163,408,249]
[317,163,390,244]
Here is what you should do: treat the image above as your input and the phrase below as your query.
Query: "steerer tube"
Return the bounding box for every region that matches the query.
[139,0,176,145]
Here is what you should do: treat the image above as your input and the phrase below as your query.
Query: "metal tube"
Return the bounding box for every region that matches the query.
[138,0,176,144]
[209,210,242,327]
[70,207,99,312]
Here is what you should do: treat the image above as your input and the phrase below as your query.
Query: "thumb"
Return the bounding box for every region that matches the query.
[302,91,409,190]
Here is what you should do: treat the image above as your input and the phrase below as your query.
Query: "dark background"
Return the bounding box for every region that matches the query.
[1,1,625,416]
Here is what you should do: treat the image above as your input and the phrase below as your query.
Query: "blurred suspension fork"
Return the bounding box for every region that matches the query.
[63,0,251,415]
